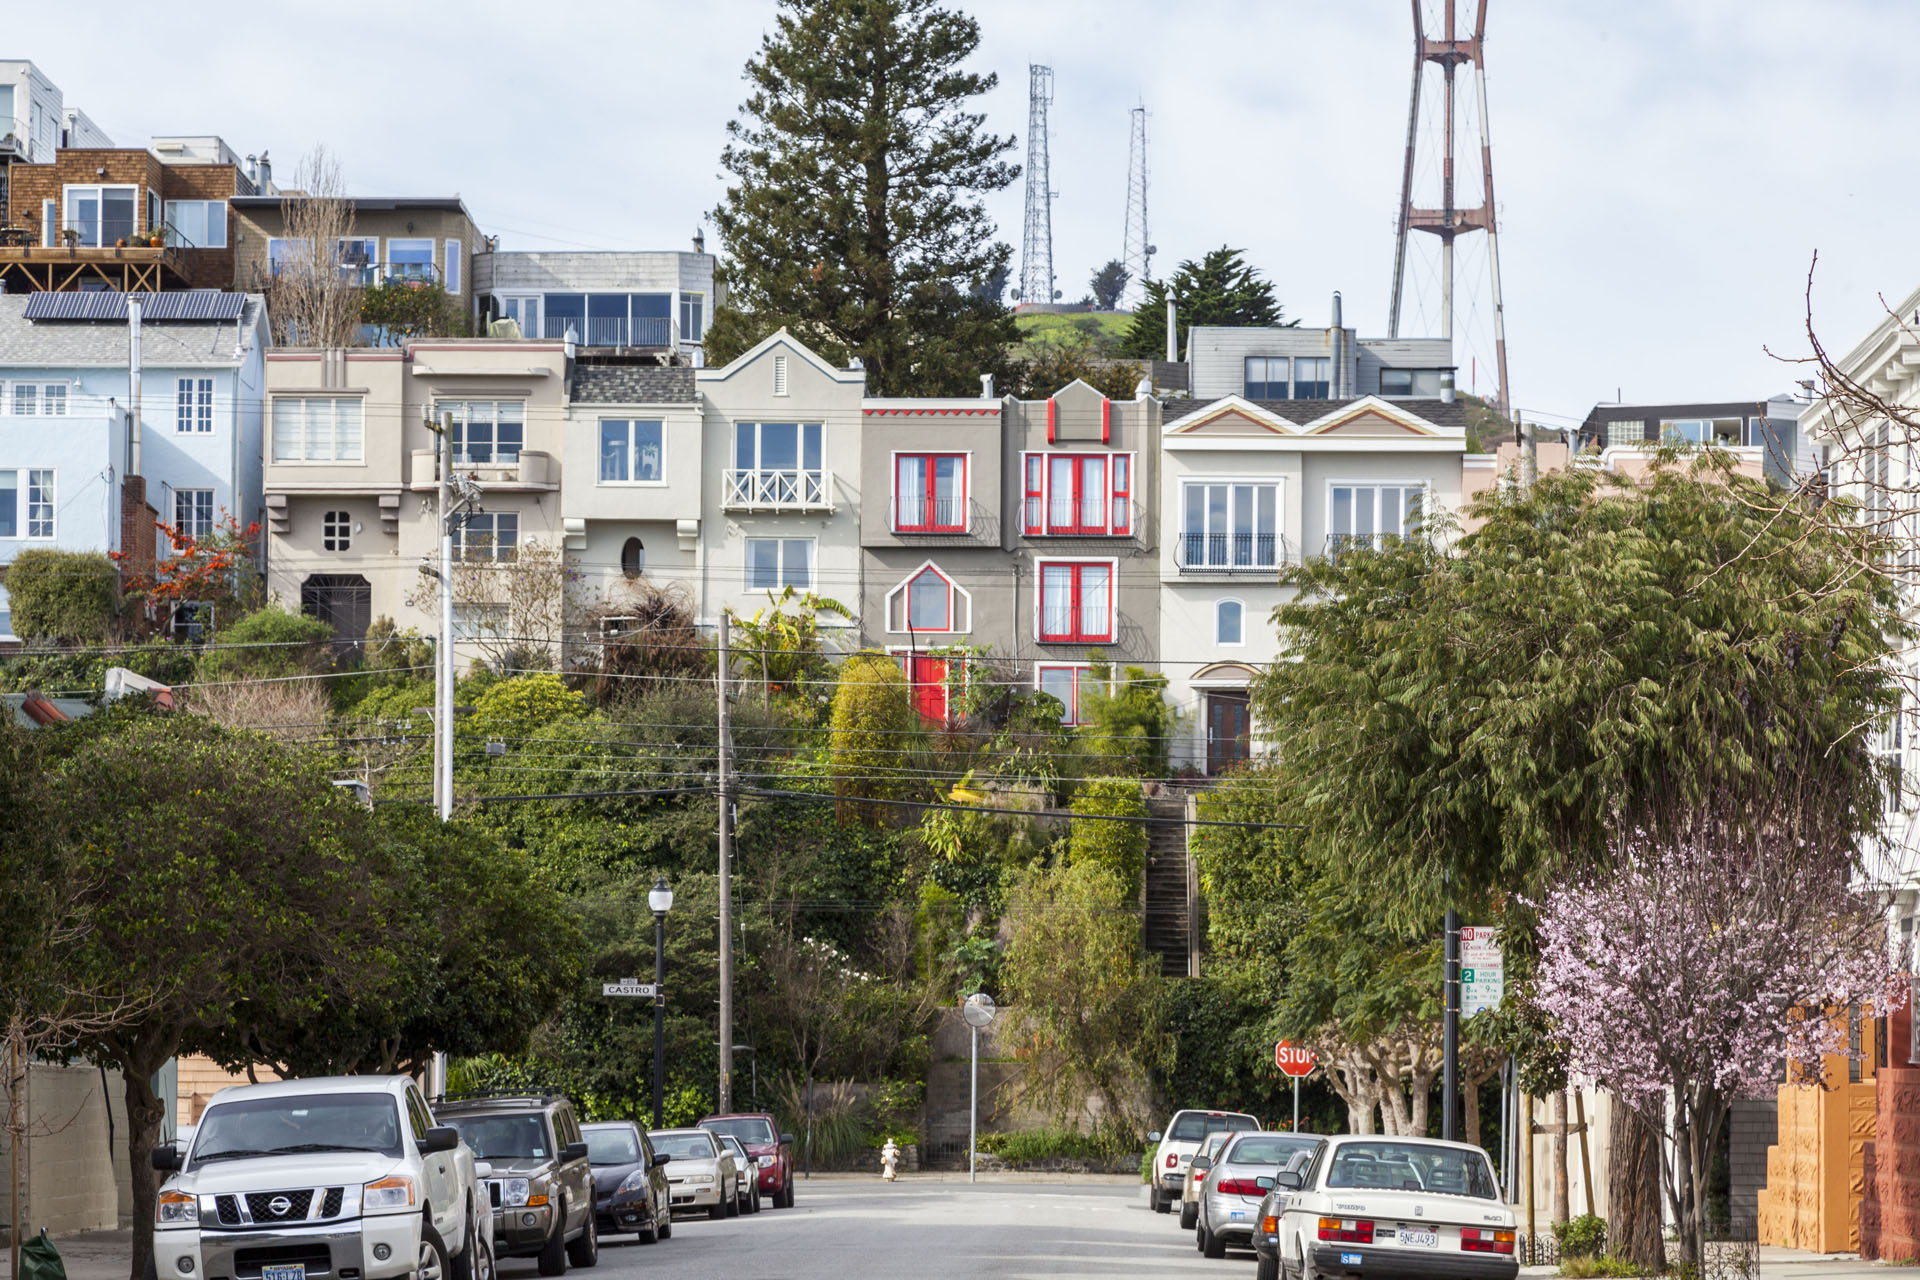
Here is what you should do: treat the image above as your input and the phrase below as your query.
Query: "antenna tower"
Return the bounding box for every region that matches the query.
[1019,64,1056,306]
[1387,0,1511,410]
[1121,104,1154,309]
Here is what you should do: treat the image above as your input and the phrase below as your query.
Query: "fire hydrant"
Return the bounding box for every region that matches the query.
[880,1138,900,1182]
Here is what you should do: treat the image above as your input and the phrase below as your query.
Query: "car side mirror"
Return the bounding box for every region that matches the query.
[1256,1176,1275,1190]
[474,1161,494,1180]
[151,1144,183,1172]
[422,1126,460,1154]
[653,1152,671,1167]
[1147,1131,1162,1143]
[562,1141,589,1163]
[1274,1170,1304,1190]
[780,1133,795,1146]
[1191,1156,1213,1172]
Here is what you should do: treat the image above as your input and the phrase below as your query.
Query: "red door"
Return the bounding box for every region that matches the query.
[906,654,949,725]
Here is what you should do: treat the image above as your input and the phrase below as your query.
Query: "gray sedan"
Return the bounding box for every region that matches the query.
[1196,1131,1323,1259]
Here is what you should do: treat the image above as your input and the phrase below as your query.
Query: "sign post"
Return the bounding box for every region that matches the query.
[1275,1041,1317,1132]
[602,980,662,999]
[962,994,998,1183]
[1461,927,1504,1017]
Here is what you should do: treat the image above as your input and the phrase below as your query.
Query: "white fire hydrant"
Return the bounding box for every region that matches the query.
[880,1138,900,1182]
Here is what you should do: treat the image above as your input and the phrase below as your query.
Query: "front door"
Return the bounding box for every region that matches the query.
[905,653,949,726]
[1205,690,1251,775]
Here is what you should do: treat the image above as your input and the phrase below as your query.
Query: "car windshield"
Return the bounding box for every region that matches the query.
[701,1118,776,1144]
[1223,1135,1317,1167]
[1169,1113,1256,1142]
[651,1133,718,1160]
[193,1093,403,1163]
[1325,1142,1498,1199]
[443,1114,551,1161]
[584,1128,641,1165]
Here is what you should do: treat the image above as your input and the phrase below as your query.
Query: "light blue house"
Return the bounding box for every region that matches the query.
[0,291,267,638]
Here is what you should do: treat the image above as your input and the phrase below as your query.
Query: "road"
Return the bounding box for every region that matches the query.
[497,1177,1250,1279]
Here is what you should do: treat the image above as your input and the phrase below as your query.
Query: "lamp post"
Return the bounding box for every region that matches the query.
[648,877,674,1129]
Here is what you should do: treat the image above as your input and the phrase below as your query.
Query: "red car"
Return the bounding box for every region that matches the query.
[697,1113,796,1208]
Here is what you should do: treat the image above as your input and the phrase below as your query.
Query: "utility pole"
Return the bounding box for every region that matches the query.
[717,611,734,1114]
[1442,903,1459,1141]
[435,410,455,821]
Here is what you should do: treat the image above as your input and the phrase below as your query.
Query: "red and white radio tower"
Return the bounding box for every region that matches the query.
[1387,0,1511,412]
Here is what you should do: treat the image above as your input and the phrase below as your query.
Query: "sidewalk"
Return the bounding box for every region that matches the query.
[24,1229,129,1280]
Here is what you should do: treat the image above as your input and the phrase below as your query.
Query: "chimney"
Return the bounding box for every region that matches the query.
[128,295,143,476]
[1328,291,1345,398]
[1165,298,1177,364]
[245,154,258,185]
[1440,369,1456,405]
[980,373,994,399]
[258,151,272,188]
[693,227,706,255]
[1330,290,1343,329]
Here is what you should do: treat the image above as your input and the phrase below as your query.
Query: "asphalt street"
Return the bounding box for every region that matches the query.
[496,1178,1247,1278]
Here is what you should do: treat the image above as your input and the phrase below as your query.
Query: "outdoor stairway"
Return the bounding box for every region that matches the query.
[1143,796,1195,977]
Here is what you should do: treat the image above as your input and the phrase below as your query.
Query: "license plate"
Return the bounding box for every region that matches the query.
[263,1267,306,1280]
[1340,1254,1363,1266]
[1397,1229,1439,1248]
[1229,1211,1247,1220]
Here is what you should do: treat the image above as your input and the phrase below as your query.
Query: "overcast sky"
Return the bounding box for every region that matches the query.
[13,0,1919,424]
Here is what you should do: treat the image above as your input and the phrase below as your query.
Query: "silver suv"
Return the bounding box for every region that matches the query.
[434,1095,597,1277]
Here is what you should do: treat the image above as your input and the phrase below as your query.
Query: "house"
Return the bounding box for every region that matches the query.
[1577,396,1816,486]
[0,60,67,166]
[230,195,483,306]
[1187,294,1456,403]
[0,291,269,641]
[261,337,569,653]
[473,240,717,363]
[1158,391,1469,774]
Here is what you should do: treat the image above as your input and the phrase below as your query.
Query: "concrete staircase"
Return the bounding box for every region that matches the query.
[1143,796,1195,978]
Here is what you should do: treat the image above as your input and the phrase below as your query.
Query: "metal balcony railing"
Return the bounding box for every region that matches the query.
[723,468,834,511]
[894,496,968,533]
[541,315,672,347]
[1176,531,1283,572]
[382,262,438,284]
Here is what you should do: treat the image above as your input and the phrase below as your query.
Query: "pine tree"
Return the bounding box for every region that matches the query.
[1088,259,1129,310]
[707,0,1021,396]
[1118,246,1290,359]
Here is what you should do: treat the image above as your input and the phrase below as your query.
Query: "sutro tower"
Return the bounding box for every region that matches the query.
[1019,64,1056,306]
[1121,104,1154,310]
[1387,0,1511,410]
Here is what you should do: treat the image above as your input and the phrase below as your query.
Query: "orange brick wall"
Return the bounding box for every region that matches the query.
[1758,1041,1879,1252]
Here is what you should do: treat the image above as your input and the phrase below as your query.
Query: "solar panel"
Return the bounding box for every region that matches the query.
[22,291,247,322]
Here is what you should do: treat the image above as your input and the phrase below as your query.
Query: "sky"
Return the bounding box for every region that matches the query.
[12,0,1920,427]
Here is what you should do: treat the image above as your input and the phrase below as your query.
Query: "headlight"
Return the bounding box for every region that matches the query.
[757,1155,777,1168]
[156,1191,198,1225]
[688,1175,714,1184]
[363,1175,417,1212]
[618,1170,650,1193]
[501,1178,530,1208]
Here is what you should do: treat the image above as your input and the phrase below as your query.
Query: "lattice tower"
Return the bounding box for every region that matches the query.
[1018,64,1056,305]
[1121,104,1154,310]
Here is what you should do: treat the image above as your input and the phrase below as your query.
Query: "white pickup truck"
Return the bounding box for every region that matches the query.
[151,1076,493,1280]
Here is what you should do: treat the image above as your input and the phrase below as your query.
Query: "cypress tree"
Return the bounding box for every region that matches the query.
[708,0,1021,396]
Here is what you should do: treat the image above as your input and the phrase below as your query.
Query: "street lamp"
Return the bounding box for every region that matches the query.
[649,877,674,1129]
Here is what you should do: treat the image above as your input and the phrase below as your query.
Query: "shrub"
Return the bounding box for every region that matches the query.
[975,1125,1139,1166]
[829,651,923,826]
[1555,1214,1607,1260]
[469,672,590,742]
[196,605,334,682]
[1558,1257,1641,1279]
[1069,777,1149,901]
[5,549,118,642]
[1080,659,1177,777]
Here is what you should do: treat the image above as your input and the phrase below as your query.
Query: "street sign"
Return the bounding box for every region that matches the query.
[1274,1041,1318,1077]
[1460,927,1503,1016]
[603,982,661,998]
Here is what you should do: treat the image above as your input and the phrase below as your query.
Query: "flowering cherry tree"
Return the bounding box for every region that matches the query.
[1534,780,1896,1265]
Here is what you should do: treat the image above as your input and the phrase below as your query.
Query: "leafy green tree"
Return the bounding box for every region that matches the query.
[828,651,924,825]
[3,549,118,642]
[358,280,468,344]
[1079,659,1177,777]
[706,0,1022,395]
[469,672,592,742]
[732,587,852,714]
[1119,247,1288,359]
[1089,260,1129,310]
[1068,778,1148,901]
[196,604,334,681]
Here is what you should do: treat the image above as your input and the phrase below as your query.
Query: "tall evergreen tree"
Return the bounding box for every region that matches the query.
[1118,246,1289,359]
[1088,259,1129,310]
[707,0,1021,396]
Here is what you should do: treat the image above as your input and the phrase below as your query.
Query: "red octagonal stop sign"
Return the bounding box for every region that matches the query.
[1275,1040,1317,1077]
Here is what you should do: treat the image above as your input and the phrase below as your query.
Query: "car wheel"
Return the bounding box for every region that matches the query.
[1257,1253,1280,1280]
[448,1209,478,1280]
[1179,1200,1198,1231]
[565,1210,598,1268]
[536,1207,569,1277]
[1298,1240,1320,1280]
[472,1230,496,1280]
[1151,1186,1169,1214]
[1202,1222,1227,1261]
[779,1177,794,1209]
[726,1183,741,1218]
[417,1224,452,1280]
[658,1207,672,1241]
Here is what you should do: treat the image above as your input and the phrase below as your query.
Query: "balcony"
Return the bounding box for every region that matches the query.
[541,315,672,348]
[0,242,198,292]
[893,496,969,534]
[409,448,559,491]
[1176,532,1284,573]
[381,263,438,285]
[723,468,834,512]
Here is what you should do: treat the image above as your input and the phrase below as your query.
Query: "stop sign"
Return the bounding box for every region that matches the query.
[1275,1040,1317,1077]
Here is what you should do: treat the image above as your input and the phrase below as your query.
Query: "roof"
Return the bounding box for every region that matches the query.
[24,291,247,322]
[4,692,93,727]
[1580,399,1792,432]
[198,1076,412,1103]
[229,195,473,217]
[1174,396,1469,430]
[571,364,697,404]
[0,293,262,368]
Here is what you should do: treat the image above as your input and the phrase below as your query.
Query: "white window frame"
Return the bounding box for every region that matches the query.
[437,401,526,466]
[176,377,214,433]
[445,239,461,294]
[1215,597,1247,647]
[1034,662,1101,727]
[1033,556,1119,644]
[1179,476,1283,569]
[272,397,365,464]
[173,488,215,542]
[454,512,520,562]
[163,199,228,249]
[744,537,814,592]
[452,602,507,641]
[384,237,435,283]
[891,450,970,533]
[1325,479,1429,554]
[597,419,667,485]
[62,183,139,247]
[0,468,58,540]
[4,382,69,416]
[680,291,705,343]
[885,562,972,634]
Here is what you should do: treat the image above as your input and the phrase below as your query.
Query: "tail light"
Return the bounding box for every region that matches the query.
[1461,1229,1516,1255]
[1261,1216,1280,1234]
[1165,1154,1178,1169]
[1218,1179,1267,1197]
[1318,1217,1374,1243]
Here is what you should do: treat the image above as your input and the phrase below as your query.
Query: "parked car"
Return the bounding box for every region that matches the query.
[150,1076,492,1280]
[1257,1134,1516,1280]
[697,1113,795,1208]
[649,1128,740,1219]
[1178,1131,1235,1230]
[580,1121,672,1244]
[1194,1130,1323,1259]
[1146,1109,1260,1213]
[716,1136,762,1214]
[436,1095,598,1276]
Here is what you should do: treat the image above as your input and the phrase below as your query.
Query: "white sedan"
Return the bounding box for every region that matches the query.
[1259,1134,1517,1280]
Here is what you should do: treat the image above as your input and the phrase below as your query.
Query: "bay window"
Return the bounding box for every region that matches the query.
[440,401,525,465]
[1038,561,1114,643]
[894,454,966,532]
[1021,452,1132,536]
[599,419,665,483]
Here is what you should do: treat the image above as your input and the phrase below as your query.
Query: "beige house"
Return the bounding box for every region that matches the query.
[262,339,570,659]
[230,196,484,309]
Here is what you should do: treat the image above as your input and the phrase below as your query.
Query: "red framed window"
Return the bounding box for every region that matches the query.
[1037,664,1095,725]
[1023,452,1132,535]
[895,453,967,532]
[1038,561,1114,643]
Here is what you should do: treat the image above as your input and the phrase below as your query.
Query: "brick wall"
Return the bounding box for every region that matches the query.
[119,475,155,572]
[4,150,239,287]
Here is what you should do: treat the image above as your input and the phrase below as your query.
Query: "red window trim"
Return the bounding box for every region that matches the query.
[1111,455,1131,535]
[1037,663,1092,725]
[1022,455,1045,535]
[1038,561,1116,644]
[1024,451,1132,536]
[1046,397,1057,444]
[894,453,967,533]
[1101,397,1111,444]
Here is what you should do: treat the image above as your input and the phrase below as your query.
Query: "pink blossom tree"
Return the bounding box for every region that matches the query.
[1534,778,1897,1266]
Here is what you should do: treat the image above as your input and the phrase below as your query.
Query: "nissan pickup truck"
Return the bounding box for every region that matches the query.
[150,1076,492,1280]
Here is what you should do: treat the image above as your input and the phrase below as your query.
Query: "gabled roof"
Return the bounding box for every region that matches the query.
[1299,396,1447,436]
[572,365,697,405]
[1173,395,1468,432]
[695,328,866,385]
[1164,395,1304,436]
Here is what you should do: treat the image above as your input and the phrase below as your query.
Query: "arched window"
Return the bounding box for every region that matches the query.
[1216,598,1245,646]
[621,536,645,579]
